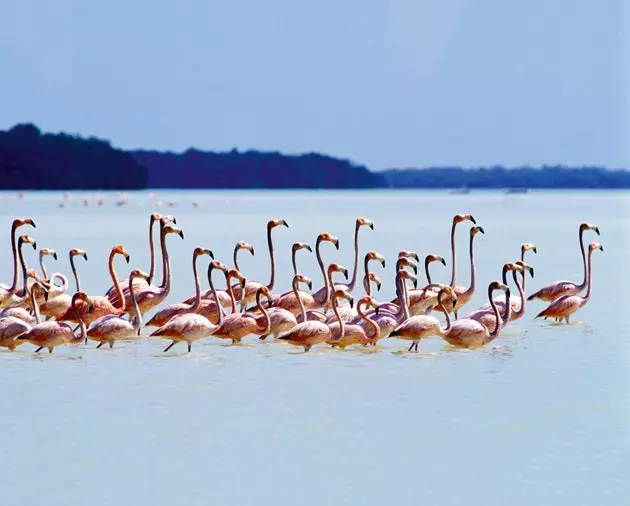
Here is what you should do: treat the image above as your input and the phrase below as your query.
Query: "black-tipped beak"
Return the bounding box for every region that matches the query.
[595,227,600,235]
[375,306,380,315]
[478,227,485,234]
[530,268,535,278]
[411,265,418,274]
[125,255,130,264]
[31,241,37,250]
[178,231,185,239]
[43,290,49,302]
[250,248,255,256]
[600,246,604,252]
[412,279,418,289]
[31,221,36,228]
[334,240,340,250]
[380,259,386,268]
[84,254,88,261]
[52,252,58,260]
[469,216,476,224]
[282,220,289,228]
[306,245,312,252]
[349,298,354,309]
[452,299,457,308]
[172,217,177,224]
[440,258,446,266]
[368,223,374,230]
[343,270,349,280]
[307,280,312,290]
[209,250,215,259]
[376,283,381,292]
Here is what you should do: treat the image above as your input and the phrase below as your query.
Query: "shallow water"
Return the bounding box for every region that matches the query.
[0,190,628,505]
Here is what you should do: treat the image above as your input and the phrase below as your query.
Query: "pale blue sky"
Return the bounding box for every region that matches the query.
[1,1,627,169]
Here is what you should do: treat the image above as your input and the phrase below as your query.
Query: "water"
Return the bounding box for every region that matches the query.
[0,190,628,505]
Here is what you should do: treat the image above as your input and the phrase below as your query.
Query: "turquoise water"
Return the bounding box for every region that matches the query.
[0,190,628,505]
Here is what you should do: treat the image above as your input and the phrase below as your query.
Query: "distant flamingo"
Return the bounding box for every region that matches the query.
[535,242,603,323]
[277,275,337,352]
[389,286,457,352]
[449,225,485,318]
[38,248,87,319]
[438,281,510,348]
[145,248,214,327]
[17,292,93,353]
[310,233,341,310]
[56,245,130,324]
[0,218,36,307]
[0,235,37,308]
[362,251,386,292]
[528,223,599,302]
[211,287,273,344]
[398,250,420,262]
[334,217,374,294]
[149,260,229,352]
[0,280,48,350]
[86,269,149,348]
[447,214,476,288]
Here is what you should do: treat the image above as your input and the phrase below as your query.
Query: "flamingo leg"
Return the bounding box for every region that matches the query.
[96,342,104,349]
[259,334,269,340]
[109,341,114,348]
[407,342,414,352]
[304,344,311,352]
[48,346,53,353]
[163,340,177,352]
[187,342,192,352]
[454,311,458,320]
[35,346,43,353]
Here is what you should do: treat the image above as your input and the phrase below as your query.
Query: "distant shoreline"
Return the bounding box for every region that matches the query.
[2,123,629,190]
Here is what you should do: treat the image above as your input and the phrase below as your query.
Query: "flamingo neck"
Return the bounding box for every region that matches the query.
[488,286,503,341]
[226,274,238,313]
[148,216,157,285]
[326,268,337,305]
[463,233,477,299]
[347,223,360,291]
[425,258,433,284]
[50,273,68,293]
[332,296,345,339]
[316,238,329,301]
[363,275,371,297]
[400,275,410,321]
[39,252,49,280]
[583,249,595,302]
[294,278,306,322]
[449,221,457,286]
[190,254,202,312]
[8,223,20,293]
[578,228,588,290]
[129,275,143,333]
[438,294,452,335]
[255,293,271,334]
[233,245,241,272]
[72,297,88,341]
[266,226,276,290]
[70,254,82,292]
[18,242,29,297]
[512,270,526,319]
[109,252,125,312]
[159,226,169,290]
[358,302,379,340]
[209,269,224,326]
[291,248,298,277]
[30,281,44,325]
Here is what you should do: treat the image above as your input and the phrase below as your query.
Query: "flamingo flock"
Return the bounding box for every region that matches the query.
[0,214,603,354]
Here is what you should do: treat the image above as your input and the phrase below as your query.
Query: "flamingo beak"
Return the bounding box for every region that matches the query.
[306,280,312,290]
[440,257,446,266]
[452,298,457,308]
[468,215,476,224]
[178,230,185,239]
[529,268,535,278]
[375,306,380,315]
[595,227,600,235]
[380,259,386,268]
[31,241,37,250]
[249,246,255,256]
[305,245,312,252]
[342,268,348,280]
[333,239,340,250]
[599,245,604,252]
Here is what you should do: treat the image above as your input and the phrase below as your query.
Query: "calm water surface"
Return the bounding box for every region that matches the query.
[0,190,628,505]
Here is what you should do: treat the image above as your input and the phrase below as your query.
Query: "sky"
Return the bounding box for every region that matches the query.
[0,0,627,169]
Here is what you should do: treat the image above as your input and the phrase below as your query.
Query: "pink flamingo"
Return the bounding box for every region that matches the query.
[86,269,149,348]
[310,263,349,323]
[389,285,457,352]
[56,245,130,324]
[528,223,599,302]
[268,242,316,315]
[376,257,418,315]
[0,280,48,350]
[277,275,338,352]
[334,217,374,294]
[0,235,37,309]
[535,242,603,323]
[438,281,510,348]
[35,248,68,302]
[0,218,36,307]
[447,214,476,288]
[126,224,184,321]
[149,260,230,352]
[145,247,214,327]
[310,233,341,309]
[38,248,87,319]
[210,287,273,344]
[195,265,241,323]
[363,272,382,297]
[105,213,175,305]
[392,254,447,316]
[327,293,380,349]
[17,292,93,353]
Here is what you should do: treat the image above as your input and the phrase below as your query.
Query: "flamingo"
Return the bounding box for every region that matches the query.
[86,269,149,348]
[38,248,87,319]
[196,265,240,323]
[0,235,37,308]
[362,272,382,297]
[0,280,48,350]
[528,223,599,302]
[327,292,380,349]
[104,213,175,304]
[377,257,418,315]
[535,242,603,323]
[56,245,130,324]
[0,218,36,307]
[265,242,313,313]
[449,225,485,318]
[447,213,476,289]
[229,219,288,309]
[438,281,510,348]
[391,254,448,316]
[145,247,214,327]
[149,260,229,352]
[310,233,341,310]
[334,217,374,294]
[127,224,185,320]
[389,286,457,352]
[17,292,93,353]
[209,287,273,344]
[277,275,338,352]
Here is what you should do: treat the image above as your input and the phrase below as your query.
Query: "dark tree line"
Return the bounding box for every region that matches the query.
[1,123,629,190]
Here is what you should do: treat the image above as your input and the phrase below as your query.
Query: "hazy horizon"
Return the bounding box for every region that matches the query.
[2,1,627,170]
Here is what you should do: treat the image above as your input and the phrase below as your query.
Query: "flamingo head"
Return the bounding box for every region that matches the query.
[228,269,247,288]
[589,242,603,253]
[19,235,36,250]
[236,241,254,256]
[256,286,274,306]
[162,214,176,224]
[150,213,161,224]
[357,217,374,230]
[317,232,340,250]
[438,286,457,309]
[13,218,36,229]
[112,244,130,263]
[366,251,386,268]
[293,273,312,291]
[210,260,229,277]
[40,248,57,260]
[471,226,485,237]
[129,269,150,283]
[425,254,446,266]
[396,257,418,274]
[489,281,510,301]
[398,269,418,289]
[292,242,312,253]
[268,219,289,230]
[29,279,49,302]
[454,214,476,225]
[70,248,88,261]
[580,223,600,235]
[328,263,349,280]
[398,250,419,262]
[359,295,378,310]
[334,289,353,309]
[367,272,382,291]
[164,225,184,240]
[514,261,534,278]
[73,291,94,313]
[193,247,214,259]
[521,242,537,255]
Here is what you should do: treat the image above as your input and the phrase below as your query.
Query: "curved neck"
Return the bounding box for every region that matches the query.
[438,295,452,335]
[399,274,410,321]
[227,274,238,313]
[70,254,82,292]
[72,298,89,341]
[266,226,276,290]
[233,245,241,272]
[109,252,125,311]
[129,275,143,333]
[363,275,371,297]
[190,255,202,312]
[326,268,337,304]
[347,224,361,291]
[8,223,20,293]
[18,242,29,295]
[462,233,477,298]
[358,302,379,340]
[148,217,157,285]
[255,293,271,334]
[331,296,345,339]
[209,269,224,326]
[50,273,68,292]
[316,238,330,300]
[578,228,588,290]
[30,281,44,325]
[425,258,433,284]
[159,226,170,289]
[291,248,299,277]
[583,249,595,301]
[39,252,49,280]
[512,270,526,319]
[449,220,457,286]
[488,287,503,340]
[293,278,306,322]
